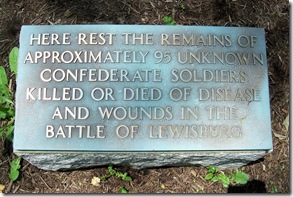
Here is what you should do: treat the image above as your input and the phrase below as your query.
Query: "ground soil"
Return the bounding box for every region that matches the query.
[0,0,290,193]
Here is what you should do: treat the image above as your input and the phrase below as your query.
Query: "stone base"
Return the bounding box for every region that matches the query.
[14,150,271,171]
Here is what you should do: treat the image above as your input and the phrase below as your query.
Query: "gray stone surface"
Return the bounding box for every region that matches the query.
[15,151,269,171]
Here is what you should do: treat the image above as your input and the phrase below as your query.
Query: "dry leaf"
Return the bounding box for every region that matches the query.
[190,170,197,177]
[55,19,62,24]
[262,164,266,171]
[64,10,73,17]
[273,132,287,140]
[160,184,166,189]
[283,115,289,131]
[91,177,101,186]
[0,184,5,193]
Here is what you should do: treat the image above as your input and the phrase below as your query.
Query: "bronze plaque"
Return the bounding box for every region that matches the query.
[14,25,272,152]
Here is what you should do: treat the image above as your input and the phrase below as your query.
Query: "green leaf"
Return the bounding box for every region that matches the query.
[0,105,13,119]
[163,16,176,25]
[115,172,132,182]
[115,172,124,178]
[163,16,172,23]
[100,174,111,181]
[7,107,14,117]
[119,187,128,193]
[0,66,8,86]
[0,110,6,119]
[0,85,10,98]
[6,125,14,142]
[9,47,19,75]
[232,171,249,185]
[108,165,116,175]
[222,181,230,188]
[211,176,219,182]
[208,166,217,173]
[10,157,21,170]
[270,181,278,193]
[180,3,185,10]
[205,173,214,180]
[9,157,21,182]
[123,176,132,182]
[217,174,230,188]
[9,170,19,182]
[2,96,13,105]
[169,21,176,25]
[7,116,15,125]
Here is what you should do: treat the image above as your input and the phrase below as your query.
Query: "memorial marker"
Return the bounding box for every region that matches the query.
[14,25,273,171]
